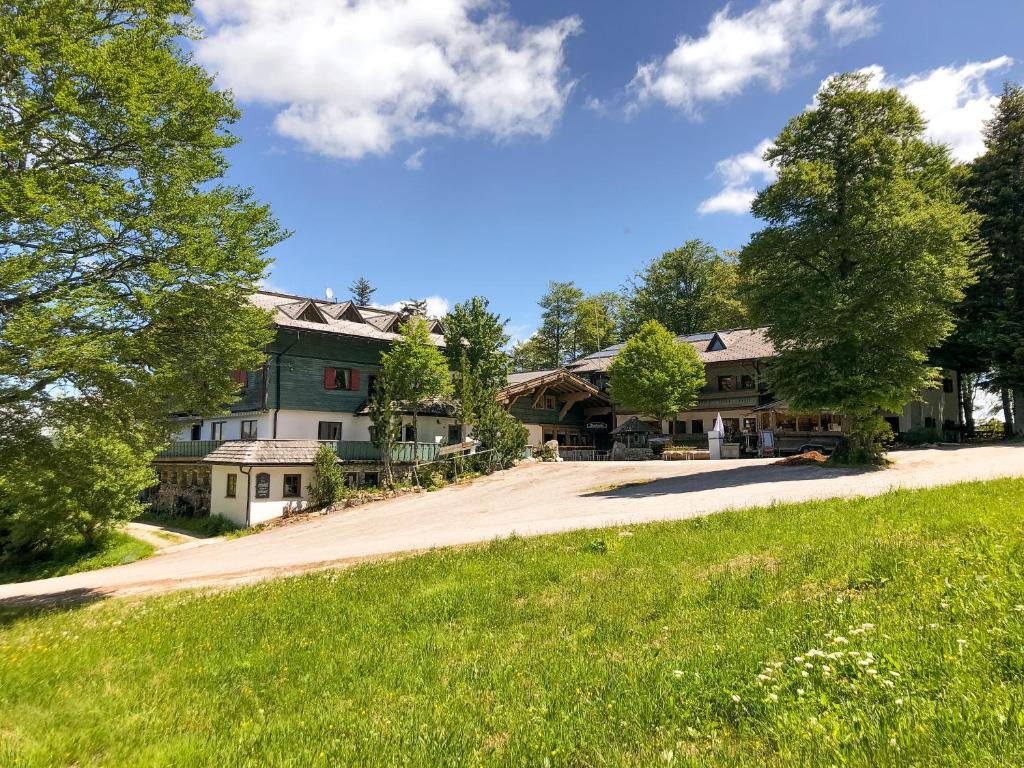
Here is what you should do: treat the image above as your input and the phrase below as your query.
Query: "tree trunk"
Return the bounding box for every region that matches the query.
[1014,387,1024,437]
[959,373,975,436]
[412,407,420,485]
[1001,387,1015,438]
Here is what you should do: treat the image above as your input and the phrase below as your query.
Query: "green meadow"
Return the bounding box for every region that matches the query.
[2,478,1023,766]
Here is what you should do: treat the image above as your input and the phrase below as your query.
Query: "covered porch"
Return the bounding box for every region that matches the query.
[499,369,613,455]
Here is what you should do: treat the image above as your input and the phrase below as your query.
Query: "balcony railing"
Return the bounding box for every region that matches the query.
[155,440,226,459]
[335,441,440,463]
[155,439,440,463]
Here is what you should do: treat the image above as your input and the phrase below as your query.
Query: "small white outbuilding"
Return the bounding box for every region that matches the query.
[202,440,324,527]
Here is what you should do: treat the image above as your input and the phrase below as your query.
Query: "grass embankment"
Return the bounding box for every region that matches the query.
[0,532,154,586]
[2,478,1024,766]
[135,513,239,537]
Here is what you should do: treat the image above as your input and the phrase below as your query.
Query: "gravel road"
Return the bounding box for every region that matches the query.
[2,444,1022,605]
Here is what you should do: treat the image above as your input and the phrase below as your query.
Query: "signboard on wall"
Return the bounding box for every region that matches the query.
[255,472,270,499]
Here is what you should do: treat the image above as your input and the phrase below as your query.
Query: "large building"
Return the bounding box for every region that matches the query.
[563,328,963,454]
[153,290,459,525]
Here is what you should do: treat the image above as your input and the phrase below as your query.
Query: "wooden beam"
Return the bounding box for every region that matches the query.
[504,394,519,410]
[558,391,589,421]
[532,385,549,409]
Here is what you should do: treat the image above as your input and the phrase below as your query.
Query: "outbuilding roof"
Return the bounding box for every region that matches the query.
[203,440,327,466]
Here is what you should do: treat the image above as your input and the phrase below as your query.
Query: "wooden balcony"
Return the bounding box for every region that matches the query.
[155,440,226,459]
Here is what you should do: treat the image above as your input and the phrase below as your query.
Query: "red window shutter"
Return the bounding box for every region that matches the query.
[324,367,337,389]
[349,368,360,391]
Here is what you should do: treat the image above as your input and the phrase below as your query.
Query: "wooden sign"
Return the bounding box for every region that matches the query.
[255,472,271,499]
[438,440,477,457]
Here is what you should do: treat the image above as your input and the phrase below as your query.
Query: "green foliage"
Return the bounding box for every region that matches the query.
[901,426,944,447]
[574,292,621,356]
[0,0,284,422]
[739,73,978,461]
[348,276,376,306]
[511,284,621,370]
[443,296,510,425]
[608,320,705,425]
[0,1,284,551]
[137,513,238,537]
[307,443,346,509]
[619,240,748,337]
[3,478,1024,765]
[962,84,1024,394]
[368,371,401,490]
[381,316,453,448]
[472,396,529,469]
[0,418,156,559]
[0,531,153,585]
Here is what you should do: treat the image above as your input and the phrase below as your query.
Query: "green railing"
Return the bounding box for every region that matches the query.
[335,441,440,463]
[155,440,226,458]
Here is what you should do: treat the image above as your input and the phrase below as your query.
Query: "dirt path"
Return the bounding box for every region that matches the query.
[3,444,1022,606]
[124,522,206,551]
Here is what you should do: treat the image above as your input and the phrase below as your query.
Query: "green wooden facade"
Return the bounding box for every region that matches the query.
[230,328,389,416]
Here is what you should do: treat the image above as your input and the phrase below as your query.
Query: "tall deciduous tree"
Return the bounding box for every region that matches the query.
[0,1,284,425]
[443,297,510,431]
[575,292,621,356]
[964,83,1024,436]
[607,320,705,431]
[537,281,584,366]
[739,73,978,462]
[348,277,376,306]
[619,241,748,338]
[381,317,452,451]
[0,1,284,554]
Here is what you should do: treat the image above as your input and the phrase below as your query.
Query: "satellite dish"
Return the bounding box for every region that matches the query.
[324,287,334,301]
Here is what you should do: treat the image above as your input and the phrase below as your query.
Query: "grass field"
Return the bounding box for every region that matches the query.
[0,532,154,585]
[2,478,1023,766]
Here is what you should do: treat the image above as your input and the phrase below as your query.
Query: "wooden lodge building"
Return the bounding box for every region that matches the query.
[563,328,963,455]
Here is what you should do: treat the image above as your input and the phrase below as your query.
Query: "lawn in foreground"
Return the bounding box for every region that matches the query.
[1,478,1023,766]
[0,532,154,585]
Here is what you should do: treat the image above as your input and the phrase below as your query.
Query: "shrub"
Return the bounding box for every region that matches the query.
[901,426,944,446]
[307,443,346,509]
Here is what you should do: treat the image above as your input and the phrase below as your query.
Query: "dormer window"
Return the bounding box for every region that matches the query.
[298,304,326,323]
[706,333,727,352]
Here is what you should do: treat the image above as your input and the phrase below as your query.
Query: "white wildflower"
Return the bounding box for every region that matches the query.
[731,694,741,703]
[767,693,778,702]
[834,637,848,645]
[672,670,684,678]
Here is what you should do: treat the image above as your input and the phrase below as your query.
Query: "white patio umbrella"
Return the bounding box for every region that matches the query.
[713,412,725,434]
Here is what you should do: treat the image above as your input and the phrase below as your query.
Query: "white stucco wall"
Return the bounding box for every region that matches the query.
[175,409,461,444]
[173,412,273,442]
[209,464,311,527]
[274,410,371,441]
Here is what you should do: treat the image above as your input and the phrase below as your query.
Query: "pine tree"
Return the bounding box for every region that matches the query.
[965,83,1024,436]
[349,277,376,306]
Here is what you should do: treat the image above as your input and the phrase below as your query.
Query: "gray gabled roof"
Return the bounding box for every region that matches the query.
[568,328,776,373]
[203,440,328,466]
[250,291,445,346]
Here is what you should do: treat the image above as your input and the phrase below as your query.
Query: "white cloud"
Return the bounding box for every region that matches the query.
[847,57,1014,162]
[404,148,426,170]
[194,0,581,159]
[700,56,1013,214]
[824,0,879,43]
[375,296,451,319]
[628,0,878,116]
[698,138,775,215]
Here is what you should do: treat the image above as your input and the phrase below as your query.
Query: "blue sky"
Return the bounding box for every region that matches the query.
[192,0,1024,339]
